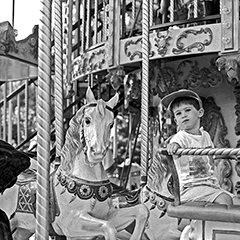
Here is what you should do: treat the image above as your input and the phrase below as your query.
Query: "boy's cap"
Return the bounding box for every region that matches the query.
[161,89,203,110]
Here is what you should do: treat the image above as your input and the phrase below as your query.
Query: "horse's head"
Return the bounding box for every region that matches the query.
[61,87,119,172]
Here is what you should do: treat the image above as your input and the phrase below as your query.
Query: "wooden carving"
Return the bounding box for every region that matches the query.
[172,28,213,55]
[177,59,223,89]
[201,96,232,192]
[216,55,240,86]
[0,21,38,65]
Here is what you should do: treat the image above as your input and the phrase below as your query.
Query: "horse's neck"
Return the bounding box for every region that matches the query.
[71,152,109,181]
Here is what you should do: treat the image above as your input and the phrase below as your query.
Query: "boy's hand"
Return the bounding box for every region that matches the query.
[167,142,180,155]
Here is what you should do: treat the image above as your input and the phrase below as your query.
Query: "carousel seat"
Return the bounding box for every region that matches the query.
[168,201,240,223]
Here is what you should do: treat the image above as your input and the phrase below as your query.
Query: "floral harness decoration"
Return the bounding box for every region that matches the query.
[57,170,113,202]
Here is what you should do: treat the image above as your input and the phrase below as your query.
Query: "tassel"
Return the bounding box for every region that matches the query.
[60,187,66,195]
[69,194,76,203]
[159,209,167,218]
[144,196,150,203]
[150,203,156,210]
[90,197,97,210]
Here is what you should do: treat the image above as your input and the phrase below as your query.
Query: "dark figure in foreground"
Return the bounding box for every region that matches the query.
[0,139,31,240]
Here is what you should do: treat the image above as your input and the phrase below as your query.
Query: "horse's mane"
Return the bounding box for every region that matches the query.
[147,150,172,194]
[60,100,108,173]
[60,105,85,173]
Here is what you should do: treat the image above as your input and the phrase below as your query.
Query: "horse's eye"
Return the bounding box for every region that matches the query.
[85,117,91,125]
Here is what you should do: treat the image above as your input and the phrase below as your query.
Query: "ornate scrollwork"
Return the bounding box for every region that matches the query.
[72,53,88,79]
[87,49,106,72]
[235,180,240,198]
[201,97,230,148]
[106,66,125,90]
[177,59,223,89]
[72,49,106,79]
[216,55,240,86]
[154,31,172,57]
[215,158,233,192]
[149,60,179,98]
[234,86,240,137]
[0,21,17,53]
[172,27,213,55]
[124,38,154,60]
[235,159,240,177]
[0,21,38,63]
[201,96,232,192]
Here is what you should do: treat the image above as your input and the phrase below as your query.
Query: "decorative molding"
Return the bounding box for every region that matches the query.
[0,21,18,54]
[235,181,240,198]
[124,37,154,60]
[172,27,213,55]
[216,55,240,86]
[201,97,230,148]
[72,49,106,79]
[0,21,38,65]
[106,66,125,90]
[200,96,232,192]
[87,49,106,71]
[149,60,179,98]
[235,160,240,177]
[215,158,233,192]
[154,31,172,57]
[234,86,240,138]
[72,53,88,79]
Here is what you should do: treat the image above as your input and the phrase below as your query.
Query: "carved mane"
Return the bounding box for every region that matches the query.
[60,105,85,173]
[147,150,173,196]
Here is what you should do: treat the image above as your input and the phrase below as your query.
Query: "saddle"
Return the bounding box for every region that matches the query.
[16,170,60,223]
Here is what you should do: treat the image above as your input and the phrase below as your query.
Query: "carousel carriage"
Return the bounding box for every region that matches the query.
[2,0,240,239]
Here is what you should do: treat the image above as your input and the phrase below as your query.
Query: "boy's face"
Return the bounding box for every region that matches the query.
[172,102,204,134]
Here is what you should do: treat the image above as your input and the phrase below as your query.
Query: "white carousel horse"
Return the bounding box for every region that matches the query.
[0,87,149,240]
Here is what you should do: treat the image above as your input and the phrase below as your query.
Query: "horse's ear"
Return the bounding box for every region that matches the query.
[107,92,119,109]
[86,87,96,103]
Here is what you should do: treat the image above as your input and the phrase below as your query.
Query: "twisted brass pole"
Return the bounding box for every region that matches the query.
[54,0,64,165]
[36,0,52,238]
[141,0,149,185]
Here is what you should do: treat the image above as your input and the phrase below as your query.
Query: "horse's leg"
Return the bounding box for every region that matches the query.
[60,211,117,240]
[12,228,33,240]
[110,204,149,240]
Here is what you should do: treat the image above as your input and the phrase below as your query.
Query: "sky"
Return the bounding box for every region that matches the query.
[0,0,41,40]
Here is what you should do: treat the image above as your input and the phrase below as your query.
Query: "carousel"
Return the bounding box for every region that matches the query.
[0,0,240,239]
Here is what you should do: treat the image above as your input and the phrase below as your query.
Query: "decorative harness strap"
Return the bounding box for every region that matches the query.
[146,185,174,202]
[57,170,113,202]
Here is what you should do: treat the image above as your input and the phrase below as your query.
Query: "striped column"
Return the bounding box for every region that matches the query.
[36,0,52,239]
[54,0,64,165]
[141,0,149,185]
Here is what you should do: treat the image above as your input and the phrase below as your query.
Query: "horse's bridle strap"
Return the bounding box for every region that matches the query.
[146,185,174,202]
[87,103,113,112]
[57,171,112,202]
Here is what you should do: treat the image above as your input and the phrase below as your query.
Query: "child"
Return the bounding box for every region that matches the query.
[161,89,237,205]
